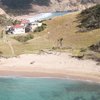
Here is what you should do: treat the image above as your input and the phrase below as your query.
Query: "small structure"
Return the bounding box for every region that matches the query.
[5,19,42,34]
[20,19,29,27]
[11,24,25,34]
[6,24,25,34]
[31,22,42,27]
[30,22,42,32]
[25,22,42,32]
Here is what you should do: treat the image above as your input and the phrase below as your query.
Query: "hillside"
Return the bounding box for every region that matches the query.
[0,11,99,61]
[78,4,100,31]
[0,8,13,26]
[0,0,100,15]
[0,4,100,62]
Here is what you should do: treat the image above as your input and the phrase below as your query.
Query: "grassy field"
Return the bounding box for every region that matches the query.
[0,12,100,59]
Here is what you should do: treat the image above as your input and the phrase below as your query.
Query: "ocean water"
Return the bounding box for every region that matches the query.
[28,11,70,22]
[47,11,71,19]
[0,77,100,100]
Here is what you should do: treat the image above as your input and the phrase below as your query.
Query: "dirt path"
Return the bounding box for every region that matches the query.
[3,30,15,56]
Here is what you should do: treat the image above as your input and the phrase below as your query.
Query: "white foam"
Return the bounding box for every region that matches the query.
[27,13,52,22]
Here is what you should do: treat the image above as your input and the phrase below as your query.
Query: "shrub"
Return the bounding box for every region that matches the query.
[34,23,47,32]
[77,4,100,31]
[0,51,3,55]
[72,49,84,59]
[0,15,13,26]
[14,34,34,42]
[89,42,100,52]
[0,31,4,38]
[13,20,21,25]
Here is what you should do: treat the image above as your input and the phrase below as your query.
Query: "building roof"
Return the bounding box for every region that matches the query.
[12,24,24,29]
[21,20,29,24]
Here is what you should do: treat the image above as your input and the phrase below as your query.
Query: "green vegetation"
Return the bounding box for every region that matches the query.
[72,49,85,59]
[0,51,3,55]
[0,15,20,27]
[78,4,100,31]
[0,15,13,26]
[0,8,100,62]
[34,23,47,32]
[76,5,100,61]
[13,34,34,42]
[13,20,21,25]
[89,42,100,52]
[0,31,4,38]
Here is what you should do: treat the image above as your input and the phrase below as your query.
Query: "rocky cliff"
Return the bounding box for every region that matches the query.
[0,0,99,15]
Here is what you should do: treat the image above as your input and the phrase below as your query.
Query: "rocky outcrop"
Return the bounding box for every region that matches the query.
[30,0,99,13]
[0,0,100,15]
[48,0,99,11]
[0,8,6,15]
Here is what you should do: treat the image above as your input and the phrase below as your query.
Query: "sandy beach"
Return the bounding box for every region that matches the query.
[0,52,100,82]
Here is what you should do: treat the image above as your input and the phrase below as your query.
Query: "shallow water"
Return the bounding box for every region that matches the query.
[0,77,100,100]
[28,11,70,22]
[46,11,69,19]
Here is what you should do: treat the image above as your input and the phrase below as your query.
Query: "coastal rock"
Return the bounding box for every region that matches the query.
[0,8,6,15]
[0,0,100,15]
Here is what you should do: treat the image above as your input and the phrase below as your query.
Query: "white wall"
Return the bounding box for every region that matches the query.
[13,28,25,34]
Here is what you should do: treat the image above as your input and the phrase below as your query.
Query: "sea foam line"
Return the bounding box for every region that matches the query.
[27,13,52,22]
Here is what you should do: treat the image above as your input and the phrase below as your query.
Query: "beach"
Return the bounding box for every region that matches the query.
[0,52,100,82]
[15,11,72,21]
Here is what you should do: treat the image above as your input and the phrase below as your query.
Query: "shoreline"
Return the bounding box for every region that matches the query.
[0,70,100,84]
[15,11,78,21]
[0,52,100,83]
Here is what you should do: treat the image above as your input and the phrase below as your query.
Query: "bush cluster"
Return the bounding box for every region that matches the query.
[78,4,100,31]
[13,20,21,25]
[34,23,47,32]
[89,42,100,52]
[0,15,13,26]
[14,34,33,42]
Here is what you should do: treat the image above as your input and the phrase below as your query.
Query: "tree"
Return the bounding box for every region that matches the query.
[57,38,63,48]
[77,4,100,31]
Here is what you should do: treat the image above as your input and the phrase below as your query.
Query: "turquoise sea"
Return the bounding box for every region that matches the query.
[0,77,100,100]
[28,11,74,22]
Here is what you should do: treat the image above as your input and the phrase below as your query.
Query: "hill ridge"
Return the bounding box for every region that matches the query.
[0,0,100,15]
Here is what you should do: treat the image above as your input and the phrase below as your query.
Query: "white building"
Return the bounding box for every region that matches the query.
[30,22,42,32]
[6,20,43,34]
[12,24,25,34]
